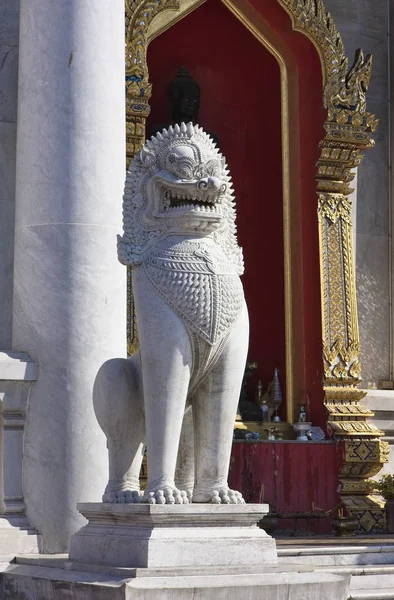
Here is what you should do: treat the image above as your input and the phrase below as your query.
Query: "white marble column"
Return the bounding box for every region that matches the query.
[12,0,126,552]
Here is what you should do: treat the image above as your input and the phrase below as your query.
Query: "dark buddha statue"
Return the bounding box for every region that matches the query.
[168,66,200,124]
[149,67,218,144]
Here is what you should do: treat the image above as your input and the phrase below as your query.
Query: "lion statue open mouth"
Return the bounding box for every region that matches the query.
[93,122,248,504]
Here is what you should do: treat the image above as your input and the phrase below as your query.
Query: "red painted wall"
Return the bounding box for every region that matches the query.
[147,0,326,425]
[230,441,339,533]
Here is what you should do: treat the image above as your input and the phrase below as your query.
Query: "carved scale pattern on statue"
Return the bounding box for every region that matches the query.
[143,238,244,345]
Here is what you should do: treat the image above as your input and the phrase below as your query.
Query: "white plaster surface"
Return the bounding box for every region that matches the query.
[12,0,126,552]
[356,233,390,385]
[69,503,277,568]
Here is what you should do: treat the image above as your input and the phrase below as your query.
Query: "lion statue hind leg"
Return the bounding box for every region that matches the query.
[93,355,145,503]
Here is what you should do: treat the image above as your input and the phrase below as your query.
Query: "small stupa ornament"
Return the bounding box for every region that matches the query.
[256,380,269,422]
[271,368,283,422]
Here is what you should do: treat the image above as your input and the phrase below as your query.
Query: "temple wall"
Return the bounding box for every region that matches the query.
[0,0,19,349]
[324,0,391,387]
[0,3,388,384]
[0,11,389,381]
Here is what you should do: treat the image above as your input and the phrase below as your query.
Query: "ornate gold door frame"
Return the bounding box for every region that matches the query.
[278,0,389,530]
[125,0,388,529]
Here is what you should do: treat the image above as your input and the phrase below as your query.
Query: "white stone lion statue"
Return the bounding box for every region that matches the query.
[93,122,248,504]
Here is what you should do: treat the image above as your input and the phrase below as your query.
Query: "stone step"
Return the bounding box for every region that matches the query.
[348,591,394,600]
[277,546,394,599]
[349,573,394,590]
[277,545,394,566]
[317,565,394,576]
[317,564,394,595]
[0,529,39,555]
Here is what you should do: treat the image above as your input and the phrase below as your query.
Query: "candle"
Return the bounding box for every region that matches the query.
[258,484,264,504]
[312,502,315,512]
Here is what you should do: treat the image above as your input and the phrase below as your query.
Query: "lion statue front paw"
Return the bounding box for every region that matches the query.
[192,487,245,504]
[140,486,189,505]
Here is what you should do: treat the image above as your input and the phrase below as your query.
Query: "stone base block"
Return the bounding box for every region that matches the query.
[0,517,39,555]
[7,503,345,598]
[69,503,277,568]
[1,558,351,600]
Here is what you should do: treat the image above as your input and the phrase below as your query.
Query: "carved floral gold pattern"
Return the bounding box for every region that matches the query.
[276,0,387,529]
[125,0,387,529]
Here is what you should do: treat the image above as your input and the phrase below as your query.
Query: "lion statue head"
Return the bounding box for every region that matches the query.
[118,122,243,274]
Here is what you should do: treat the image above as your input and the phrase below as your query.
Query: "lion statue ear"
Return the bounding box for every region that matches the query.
[139,146,156,168]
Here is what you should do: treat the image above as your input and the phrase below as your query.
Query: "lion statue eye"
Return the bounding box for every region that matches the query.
[193,165,208,179]
[167,156,194,179]
[172,164,193,179]
[206,160,222,178]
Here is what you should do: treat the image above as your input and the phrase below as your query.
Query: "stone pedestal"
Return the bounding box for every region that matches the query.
[0,504,351,599]
[69,503,277,568]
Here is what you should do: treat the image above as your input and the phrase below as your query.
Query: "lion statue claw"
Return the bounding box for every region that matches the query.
[93,122,248,504]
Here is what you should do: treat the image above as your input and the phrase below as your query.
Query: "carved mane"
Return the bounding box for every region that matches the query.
[118,123,244,275]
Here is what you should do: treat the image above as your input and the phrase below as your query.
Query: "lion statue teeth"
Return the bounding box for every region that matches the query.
[93,122,248,505]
